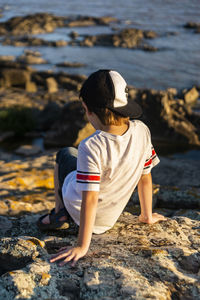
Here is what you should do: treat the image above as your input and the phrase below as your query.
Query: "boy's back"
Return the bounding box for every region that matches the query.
[62,120,159,233]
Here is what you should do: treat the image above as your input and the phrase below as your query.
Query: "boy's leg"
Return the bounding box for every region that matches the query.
[41,147,78,225]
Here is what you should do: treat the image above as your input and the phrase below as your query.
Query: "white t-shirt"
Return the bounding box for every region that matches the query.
[62,120,159,234]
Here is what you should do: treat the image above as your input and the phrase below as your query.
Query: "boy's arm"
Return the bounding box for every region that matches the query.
[137,173,166,224]
[50,191,98,266]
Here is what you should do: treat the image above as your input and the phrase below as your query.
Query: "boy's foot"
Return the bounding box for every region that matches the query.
[37,207,69,230]
[139,213,167,224]
[41,213,67,224]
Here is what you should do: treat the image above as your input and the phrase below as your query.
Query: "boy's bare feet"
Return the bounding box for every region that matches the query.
[139,213,167,224]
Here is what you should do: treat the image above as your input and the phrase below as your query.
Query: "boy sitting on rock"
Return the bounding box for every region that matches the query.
[37,70,166,266]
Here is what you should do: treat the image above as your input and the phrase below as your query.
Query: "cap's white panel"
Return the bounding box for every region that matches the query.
[109,71,128,108]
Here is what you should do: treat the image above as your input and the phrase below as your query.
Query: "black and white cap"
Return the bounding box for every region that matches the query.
[79,69,142,118]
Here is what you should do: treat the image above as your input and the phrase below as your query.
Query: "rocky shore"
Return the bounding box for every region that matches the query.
[0,11,200,300]
[0,13,159,51]
[0,54,199,148]
[0,149,199,299]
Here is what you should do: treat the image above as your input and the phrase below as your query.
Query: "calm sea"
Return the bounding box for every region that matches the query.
[0,0,200,90]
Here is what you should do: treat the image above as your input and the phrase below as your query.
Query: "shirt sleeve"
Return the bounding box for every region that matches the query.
[76,142,101,192]
[142,126,160,174]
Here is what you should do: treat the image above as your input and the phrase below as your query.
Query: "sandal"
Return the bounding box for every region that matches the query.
[37,207,70,231]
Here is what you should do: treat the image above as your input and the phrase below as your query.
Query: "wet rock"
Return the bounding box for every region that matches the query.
[183,86,199,104]
[66,15,117,27]
[15,145,42,156]
[56,61,86,68]
[69,31,79,39]
[17,51,48,65]
[3,36,68,47]
[184,22,200,33]
[0,13,66,35]
[0,13,117,37]
[0,55,15,62]
[78,28,158,50]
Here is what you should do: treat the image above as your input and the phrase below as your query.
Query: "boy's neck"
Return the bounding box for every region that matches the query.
[99,122,129,136]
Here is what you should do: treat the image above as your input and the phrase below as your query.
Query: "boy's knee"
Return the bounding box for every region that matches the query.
[56,147,78,164]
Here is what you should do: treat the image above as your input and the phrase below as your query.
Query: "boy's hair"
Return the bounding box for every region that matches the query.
[89,106,129,126]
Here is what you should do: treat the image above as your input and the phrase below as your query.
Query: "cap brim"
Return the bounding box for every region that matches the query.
[108,100,142,119]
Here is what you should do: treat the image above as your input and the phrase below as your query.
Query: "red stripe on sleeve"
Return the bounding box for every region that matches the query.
[144,159,152,167]
[76,174,100,181]
[152,149,156,156]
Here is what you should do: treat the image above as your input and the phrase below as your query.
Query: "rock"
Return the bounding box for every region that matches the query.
[69,31,79,39]
[46,77,58,93]
[73,122,95,147]
[0,13,66,35]
[0,145,200,299]
[0,214,199,299]
[58,76,81,91]
[67,15,117,27]
[0,131,14,142]
[0,68,31,89]
[3,36,68,47]
[17,52,48,65]
[156,186,200,209]
[151,156,200,188]
[15,145,42,156]
[184,22,200,33]
[43,100,95,147]
[183,87,199,104]
[25,81,37,93]
[56,61,86,68]
[78,28,158,50]
[134,88,200,146]
[0,13,117,37]
[0,55,15,62]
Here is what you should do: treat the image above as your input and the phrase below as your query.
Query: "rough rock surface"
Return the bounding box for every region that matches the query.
[0,13,117,36]
[0,149,199,299]
[3,36,68,47]
[131,87,200,146]
[75,28,158,51]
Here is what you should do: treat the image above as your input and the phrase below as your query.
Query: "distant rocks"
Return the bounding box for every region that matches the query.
[0,12,159,51]
[76,28,158,51]
[16,50,48,65]
[0,13,66,35]
[0,13,117,36]
[56,61,86,68]
[15,145,42,156]
[3,36,68,47]
[184,22,200,33]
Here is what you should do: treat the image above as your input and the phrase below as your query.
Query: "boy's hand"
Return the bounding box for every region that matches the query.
[139,213,167,224]
[50,246,87,267]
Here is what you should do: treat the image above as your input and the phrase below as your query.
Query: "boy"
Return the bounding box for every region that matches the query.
[37,70,166,267]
